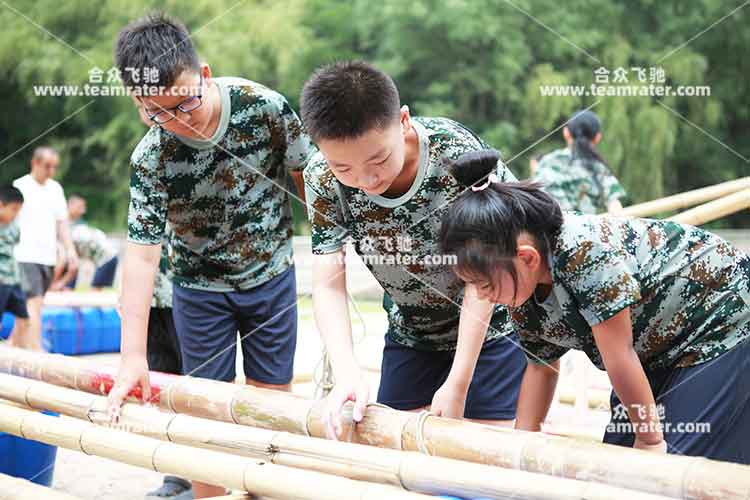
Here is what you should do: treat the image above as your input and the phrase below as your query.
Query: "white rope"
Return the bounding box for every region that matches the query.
[313,290,369,399]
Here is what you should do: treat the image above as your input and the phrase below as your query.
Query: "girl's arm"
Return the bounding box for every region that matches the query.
[592,307,665,450]
[514,359,559,431]
[430,285,493,418]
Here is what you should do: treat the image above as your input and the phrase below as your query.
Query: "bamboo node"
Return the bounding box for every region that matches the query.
[414,410,433,456]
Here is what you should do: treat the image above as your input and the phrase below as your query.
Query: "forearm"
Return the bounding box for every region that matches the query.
[446,288,494,390]
[606,350,663,444]
[312,252,357,380]
[57,221,76,256]
[515,360,559,431]
[119,242,160,359]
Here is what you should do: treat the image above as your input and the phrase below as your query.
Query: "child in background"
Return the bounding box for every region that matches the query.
[534,110,625,214]
[0,187,29,347]
[440,150,750,463]
[301,61,526,437]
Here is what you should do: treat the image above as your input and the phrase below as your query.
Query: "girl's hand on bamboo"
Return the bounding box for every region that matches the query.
[106,355,152,423]
[324,370,370,440]
[634,437,668,453]
[430,379,468,419]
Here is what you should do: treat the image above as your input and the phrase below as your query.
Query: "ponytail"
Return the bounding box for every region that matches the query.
[440,150,563,296]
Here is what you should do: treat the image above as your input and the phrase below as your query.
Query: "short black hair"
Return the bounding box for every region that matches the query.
[300,60,401,141]
[0,186,24,205]
[115,12,200,91]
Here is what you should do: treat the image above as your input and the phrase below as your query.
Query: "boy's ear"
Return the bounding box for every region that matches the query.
[400,105,411,135]
[592,131,602,145]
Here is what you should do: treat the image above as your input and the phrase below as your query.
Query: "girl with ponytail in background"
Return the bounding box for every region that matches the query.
[534,110,626,214]
[440,149,750,463]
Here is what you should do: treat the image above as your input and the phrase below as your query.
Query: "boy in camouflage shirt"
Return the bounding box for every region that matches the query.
[300,61,526,437]
[534,110,626,214]
[0,187,29,347]
[107,14,315,498]
[440,159,750,463]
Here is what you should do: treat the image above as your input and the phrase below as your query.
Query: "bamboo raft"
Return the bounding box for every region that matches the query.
[1,346,749,500]
[0,373,677,500]
[0,402,434,500]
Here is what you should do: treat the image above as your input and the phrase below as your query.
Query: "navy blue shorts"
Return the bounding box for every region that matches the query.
[172,266,298,385]
[0,284,28,319]
[377,332,527,420]
[604,339,750,465]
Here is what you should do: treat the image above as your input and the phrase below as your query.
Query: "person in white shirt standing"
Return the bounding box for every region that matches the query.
[11,146,78,350]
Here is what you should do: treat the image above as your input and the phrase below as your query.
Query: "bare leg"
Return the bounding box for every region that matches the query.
[7,318,29,348]
[191,378,291,498]
[24,296,44,351]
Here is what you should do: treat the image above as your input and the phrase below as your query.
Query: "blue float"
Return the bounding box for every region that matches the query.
[0,411,58,486]
[0,312,14,340]
[41,306,121,355]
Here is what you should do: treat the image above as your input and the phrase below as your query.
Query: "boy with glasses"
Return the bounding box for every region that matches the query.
[107,13,315,498]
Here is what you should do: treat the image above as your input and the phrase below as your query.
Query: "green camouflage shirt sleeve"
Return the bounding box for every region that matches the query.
[512,302,570,364]
[556,240,642,326]
[303,156,350,255]
[598,165,627,206]
[0,223,20,285]
[521,336,570,365]
[266,92,317,173]
[127,134,168,246]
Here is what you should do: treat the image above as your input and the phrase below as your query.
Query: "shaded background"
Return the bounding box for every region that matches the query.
[0,0,747,231]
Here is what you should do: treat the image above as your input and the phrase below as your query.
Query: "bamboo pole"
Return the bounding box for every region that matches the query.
[621,177,750,217]
[0,472,83,500]
[0,402,432,500]
[1,345,749,500]
[0,374,677,500]
[668,189,750,226]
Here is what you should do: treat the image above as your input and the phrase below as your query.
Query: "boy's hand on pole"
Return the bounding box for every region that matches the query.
[106,354,151,423]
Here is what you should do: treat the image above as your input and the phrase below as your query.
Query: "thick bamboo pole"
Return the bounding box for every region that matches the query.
[1,345,749,500]
[0,374,676,500]
[0,472,83,500]
[621,177,750,217]
[0,402,432,500]
[668,189,750,226]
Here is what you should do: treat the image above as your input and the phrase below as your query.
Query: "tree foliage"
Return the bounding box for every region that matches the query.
[0,0,747,229]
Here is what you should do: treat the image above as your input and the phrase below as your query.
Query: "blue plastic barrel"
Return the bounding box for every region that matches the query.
[0,312,14,340]
[79,307,103,354]
[0,411,58,486]
[98,307,121,353]
[41,307,81,355]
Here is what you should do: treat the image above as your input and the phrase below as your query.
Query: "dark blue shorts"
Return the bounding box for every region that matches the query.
[0,284,28,319]
[172,266,298,385]
[604,338,750,465]
[377,332,527,420]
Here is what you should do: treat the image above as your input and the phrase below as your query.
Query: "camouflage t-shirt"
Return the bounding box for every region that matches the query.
[513,213,750,370]
[128,77,316,291]
[0,222,20,286]
[72,223,117,267]
[533,147,626,214]
[304,117,517,350]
